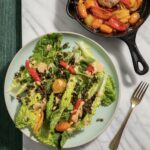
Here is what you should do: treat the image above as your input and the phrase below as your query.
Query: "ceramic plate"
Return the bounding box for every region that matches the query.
[4,32,120,148]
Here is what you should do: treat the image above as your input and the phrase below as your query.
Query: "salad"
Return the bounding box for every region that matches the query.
[9,33,116,149]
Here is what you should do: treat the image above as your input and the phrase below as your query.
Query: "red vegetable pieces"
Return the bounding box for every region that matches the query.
[86,64,94,74]
[106,17,129,31]
[90,7,112,20]
[25,60,41,83]
[60,60,76,74]
[70,99,84,123]
[120,0,131,8]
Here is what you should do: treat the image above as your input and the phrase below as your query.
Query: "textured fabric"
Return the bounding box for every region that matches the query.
[0,0,22,149]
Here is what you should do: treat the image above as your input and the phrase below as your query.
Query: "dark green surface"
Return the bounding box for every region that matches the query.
[0,0,22,149]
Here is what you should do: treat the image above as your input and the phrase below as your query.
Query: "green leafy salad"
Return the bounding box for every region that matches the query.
[9,33,116,149]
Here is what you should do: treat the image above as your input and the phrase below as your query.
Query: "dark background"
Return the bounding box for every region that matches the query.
[0,0,22,149]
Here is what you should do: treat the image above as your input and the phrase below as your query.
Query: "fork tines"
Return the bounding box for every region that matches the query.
[132,81,149,99]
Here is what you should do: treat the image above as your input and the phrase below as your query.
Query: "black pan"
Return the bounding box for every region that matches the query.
[66,0,150,75]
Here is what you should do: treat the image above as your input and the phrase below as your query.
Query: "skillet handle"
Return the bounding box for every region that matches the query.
[66,0,76,19]
[121,32,149,75]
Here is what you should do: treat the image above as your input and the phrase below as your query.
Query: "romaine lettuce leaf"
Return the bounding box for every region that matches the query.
[28,92,42,107]
[46,93,55,121]
[87,72,105,99]
[60,75,77,108]
[9,68,32,96]
[9,79,27,96]
[76,41,95,63]
[49,108,64,132]
[91,74,108,114]
[101,76,116,106]
[35,122,61,148]
[60,131,70,148]
[15,105,36,129]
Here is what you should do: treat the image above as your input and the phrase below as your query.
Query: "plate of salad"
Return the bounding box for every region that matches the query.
[4,32,119,149]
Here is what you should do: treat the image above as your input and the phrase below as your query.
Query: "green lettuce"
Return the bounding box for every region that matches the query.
[46,93,55,121]
[15,105,36,129]
[77,41,95,63]
[101,76,116,106]
[35,122,61,148]
[9,69,31,96]
[60,131,70,148]
[9,79,27,96]
[60,75,77,108]
[28,92,42,107]
[32,33,63,64]
[87,72,105,99]
[49,108,64,132]
[91,74,108,114]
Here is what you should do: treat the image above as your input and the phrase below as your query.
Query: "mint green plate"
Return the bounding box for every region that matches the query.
[4,32,120,148]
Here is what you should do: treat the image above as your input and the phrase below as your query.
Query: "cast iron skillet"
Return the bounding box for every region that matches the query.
[66,0,150,75]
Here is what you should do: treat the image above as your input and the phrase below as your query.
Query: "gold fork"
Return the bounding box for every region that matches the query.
[109,81,149,150]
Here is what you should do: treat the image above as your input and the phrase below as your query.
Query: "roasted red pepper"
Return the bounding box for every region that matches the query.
[106,17,129,31]
[59,60,67,68]
[70,99,84,122]
[90,7,112,20]
[120,0,131,8]
[68,66,76,74]
[71,99,83,116]
[74,99,82,110]
[86,64,94,74]
[25,60,41,82]
[60,60,76,74]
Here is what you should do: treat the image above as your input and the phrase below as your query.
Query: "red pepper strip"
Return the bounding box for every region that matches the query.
[74,99,82,110]
[68,66,76,74]
[120,0,131,8]
[106,17,129,31]
[86,64,94,74]
[71,99,83,116]
[59,60,67,68]
[90,7,112,20]
[60,60,76,74]
[25,60,41,82]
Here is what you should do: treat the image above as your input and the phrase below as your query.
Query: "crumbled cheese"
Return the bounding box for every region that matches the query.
[55,97,60,105]
[46,44,52,51]
[92,61,103,73]
[37,62,48,73]
[33,98,46,111]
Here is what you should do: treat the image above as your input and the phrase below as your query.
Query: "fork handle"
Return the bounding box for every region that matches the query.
[109,107,133,150]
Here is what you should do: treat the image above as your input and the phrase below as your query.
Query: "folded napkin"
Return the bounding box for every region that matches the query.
[0,0,22,149]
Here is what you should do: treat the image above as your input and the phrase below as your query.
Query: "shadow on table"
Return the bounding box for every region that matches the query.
[23,133,99,150]
[97,38,137,86]
[53,0,136,87]
[23,136,55,150]
[23,135,92,150]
